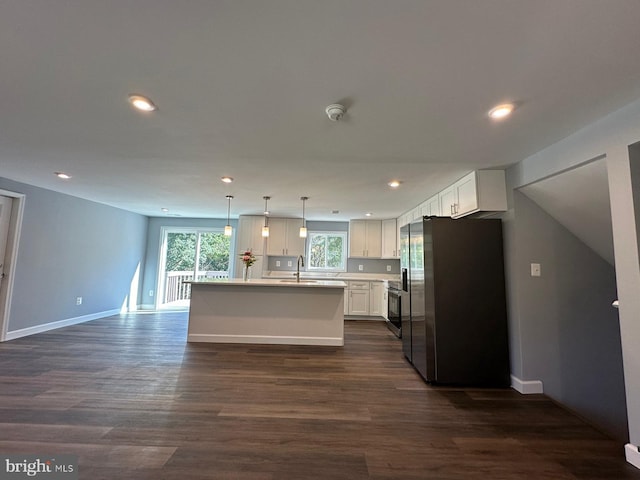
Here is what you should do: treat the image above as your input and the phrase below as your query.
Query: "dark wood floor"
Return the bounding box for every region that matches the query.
[0,312,638,479]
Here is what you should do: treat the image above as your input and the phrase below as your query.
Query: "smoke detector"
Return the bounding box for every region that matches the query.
[325,103,345,121]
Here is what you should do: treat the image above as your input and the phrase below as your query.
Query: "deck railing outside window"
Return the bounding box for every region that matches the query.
[164,270,229,303]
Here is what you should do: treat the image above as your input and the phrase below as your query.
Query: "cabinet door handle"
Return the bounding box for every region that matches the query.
[450,204,454,215]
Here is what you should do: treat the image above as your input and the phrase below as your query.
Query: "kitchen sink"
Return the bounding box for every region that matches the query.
[279,279,318,284]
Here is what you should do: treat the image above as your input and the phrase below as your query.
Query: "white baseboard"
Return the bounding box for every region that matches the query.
[188,333,344,346]
[5,309,121,341]
[510,374,544,394]
[626,444,640,469]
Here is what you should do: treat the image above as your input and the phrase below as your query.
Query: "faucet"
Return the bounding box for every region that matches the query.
[294,255,305,282]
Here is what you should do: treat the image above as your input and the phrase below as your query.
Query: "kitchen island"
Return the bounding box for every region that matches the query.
[185,278,347,346]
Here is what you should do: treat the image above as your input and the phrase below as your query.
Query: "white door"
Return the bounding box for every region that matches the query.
[0,195,14,339]
[0,196,13,293]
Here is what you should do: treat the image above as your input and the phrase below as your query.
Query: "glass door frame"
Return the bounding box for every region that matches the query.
[156,226,230,310]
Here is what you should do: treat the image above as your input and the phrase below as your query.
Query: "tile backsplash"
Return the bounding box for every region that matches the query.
[267,256,400,274]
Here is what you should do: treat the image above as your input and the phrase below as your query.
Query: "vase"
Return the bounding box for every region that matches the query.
[243,265,251,281]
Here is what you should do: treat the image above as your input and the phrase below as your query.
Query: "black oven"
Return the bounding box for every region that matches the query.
[386,282,402,338]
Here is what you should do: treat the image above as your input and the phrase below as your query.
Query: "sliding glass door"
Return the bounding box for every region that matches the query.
[157,228,231,309]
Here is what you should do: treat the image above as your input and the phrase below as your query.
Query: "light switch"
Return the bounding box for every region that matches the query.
[358,264,364,271]
[386,265,392,272]
[530,263,541,277]
[287,261,292,267]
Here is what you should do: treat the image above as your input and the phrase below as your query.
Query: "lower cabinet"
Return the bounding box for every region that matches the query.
[344,288,349,315]
[348,281,370,315]
[369,281,384,316]
[343,280,386,318]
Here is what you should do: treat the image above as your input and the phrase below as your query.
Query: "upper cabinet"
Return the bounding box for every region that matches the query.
[235,215,265,256]
[381,218,399,258]
[438,185,456,218]
[266,217,306,256]
[403,170,507,222]
[422,194,440,217]
[349,220,382,258]
[442,170,507,218]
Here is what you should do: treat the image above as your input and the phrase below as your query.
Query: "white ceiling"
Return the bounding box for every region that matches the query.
[520,159,614,265]
[1,1,640,221]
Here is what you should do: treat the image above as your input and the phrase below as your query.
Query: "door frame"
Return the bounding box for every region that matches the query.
[155,226,229,310]
[0,189,25,342]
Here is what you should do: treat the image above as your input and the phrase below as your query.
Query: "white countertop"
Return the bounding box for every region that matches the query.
[186,278,347,288]
[264,272,399,283]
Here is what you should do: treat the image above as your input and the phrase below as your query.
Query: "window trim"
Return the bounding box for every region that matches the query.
[306,231,347,272]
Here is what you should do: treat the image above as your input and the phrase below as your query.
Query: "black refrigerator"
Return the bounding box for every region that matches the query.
[400,216,510,387]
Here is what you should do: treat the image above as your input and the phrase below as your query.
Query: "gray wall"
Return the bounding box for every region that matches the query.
[0,177,148,332]
[499,98,640,450]
[141,216,237,308]
[505,189,627,441]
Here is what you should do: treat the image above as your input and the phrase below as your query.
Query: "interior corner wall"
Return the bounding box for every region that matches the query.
[497,205,523,378]
[0,177,148,334]
[509,190,627,441]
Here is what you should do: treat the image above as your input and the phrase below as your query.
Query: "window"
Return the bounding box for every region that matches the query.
[307,232,347,271]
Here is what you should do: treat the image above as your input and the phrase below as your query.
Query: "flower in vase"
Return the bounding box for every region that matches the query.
[239,250,256,267]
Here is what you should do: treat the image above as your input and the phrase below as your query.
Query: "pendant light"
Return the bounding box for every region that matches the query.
[262,196,270,237]
[299,196,309,238]
[224,195,233,236]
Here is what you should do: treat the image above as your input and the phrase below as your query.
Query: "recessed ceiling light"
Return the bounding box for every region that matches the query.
[161,208,169,212]
[387,180,401,188]
[488,103,515,120]
[128,94,157,112]
[221,176,234,184]
[55,172,72,179]
[332,210,339,214]
[365,212,373,217]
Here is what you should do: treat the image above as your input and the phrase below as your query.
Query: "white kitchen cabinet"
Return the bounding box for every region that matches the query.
[454,171,478,215]
[381,218,399,258]
[439,171,507,218]
[424,194,440,217]
[266,218,306,256]
[348,281,370,315]
[344,288,349,315]
[382,286,388,320]
[235,215,265,255]
[397,213,408,229]
[369,281,384,316]
[439,186,456,218]
[349,220,382,258]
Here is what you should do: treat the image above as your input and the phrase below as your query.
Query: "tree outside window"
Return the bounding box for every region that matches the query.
[307,232,347,271]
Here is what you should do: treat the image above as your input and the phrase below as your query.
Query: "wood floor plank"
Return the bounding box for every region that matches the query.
[0,312,638,479]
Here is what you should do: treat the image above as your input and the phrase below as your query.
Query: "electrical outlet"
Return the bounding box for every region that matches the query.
[358,265,364,271]
[149,290,154,297]
[276,260,281,267]
[287,261,292,267]
[530,263,541,277]
[386,265,391,272]
[76,296,82,305]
